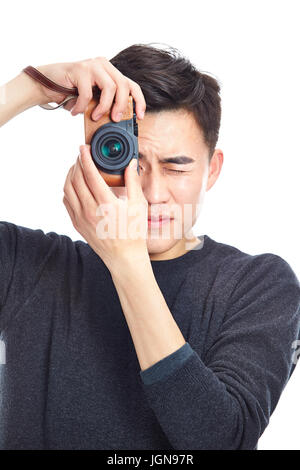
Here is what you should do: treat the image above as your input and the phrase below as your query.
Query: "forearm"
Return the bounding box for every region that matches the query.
[110,259,186,371]
[110,261,248,449]
[0,72,43,127]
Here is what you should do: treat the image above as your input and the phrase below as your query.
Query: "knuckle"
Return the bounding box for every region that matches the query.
[80,90,93,101]
[101,76,115,89]
[119,76,129,87]
[84,206,95,221]
[128,78,141,90]
[131,80,141,90]
[107,80,117,92]
[79,61,89,70]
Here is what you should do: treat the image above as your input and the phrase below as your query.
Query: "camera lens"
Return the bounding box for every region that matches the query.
[101,139,123,158]
[90,123,136,172]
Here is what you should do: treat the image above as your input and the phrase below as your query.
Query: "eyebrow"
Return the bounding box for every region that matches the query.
[138,152,195,164]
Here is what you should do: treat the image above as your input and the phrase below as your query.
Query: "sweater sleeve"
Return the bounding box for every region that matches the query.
[0,221,66,329]
[140,342,194,385]
[139,253,300,450]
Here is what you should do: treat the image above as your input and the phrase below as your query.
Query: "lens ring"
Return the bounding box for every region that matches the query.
[91,124,135,171]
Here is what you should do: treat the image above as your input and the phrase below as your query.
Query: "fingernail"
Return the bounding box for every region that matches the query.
[130,159,137,169]
[115,112,123,122]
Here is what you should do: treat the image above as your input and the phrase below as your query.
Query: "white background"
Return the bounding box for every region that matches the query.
[0,0,299,450]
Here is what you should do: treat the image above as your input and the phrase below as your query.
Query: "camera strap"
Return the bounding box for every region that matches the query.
[22,66,79,110]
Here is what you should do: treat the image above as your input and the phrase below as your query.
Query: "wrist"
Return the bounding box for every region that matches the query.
[22,71,52,106]
[13,72,45,108]
[110,252,152,284]
[0,72,46,126]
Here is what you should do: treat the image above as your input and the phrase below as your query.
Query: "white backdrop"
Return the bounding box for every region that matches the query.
[0,0,299,450]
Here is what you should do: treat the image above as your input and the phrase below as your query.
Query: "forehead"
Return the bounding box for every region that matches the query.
[137,109,207,159]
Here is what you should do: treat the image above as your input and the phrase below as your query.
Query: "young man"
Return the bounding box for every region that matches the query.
[0,44,299,450]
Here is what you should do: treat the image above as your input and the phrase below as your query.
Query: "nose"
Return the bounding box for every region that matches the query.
[140,167,171,205]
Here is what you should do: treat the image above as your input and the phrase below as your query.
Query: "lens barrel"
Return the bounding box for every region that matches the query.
[90,122,136,173]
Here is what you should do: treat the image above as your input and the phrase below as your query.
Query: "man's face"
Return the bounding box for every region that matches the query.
[133,108,223,259]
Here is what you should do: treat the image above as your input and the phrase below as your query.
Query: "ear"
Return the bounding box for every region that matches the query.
[206,149,224,192]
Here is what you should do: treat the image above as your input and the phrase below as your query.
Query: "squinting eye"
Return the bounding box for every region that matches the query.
[168,169,185,174]
[138,166,185,175]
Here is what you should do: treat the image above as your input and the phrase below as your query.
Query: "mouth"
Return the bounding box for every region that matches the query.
[147,216,174,228]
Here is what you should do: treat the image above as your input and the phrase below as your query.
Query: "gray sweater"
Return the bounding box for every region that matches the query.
[0,221,299,450]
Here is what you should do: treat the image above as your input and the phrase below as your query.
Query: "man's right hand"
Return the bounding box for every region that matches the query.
[35,57,146,122]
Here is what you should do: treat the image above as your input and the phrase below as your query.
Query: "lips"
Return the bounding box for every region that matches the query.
[147,216,173,221]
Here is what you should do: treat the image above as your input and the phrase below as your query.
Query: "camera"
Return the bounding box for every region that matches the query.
[84,91,139,187]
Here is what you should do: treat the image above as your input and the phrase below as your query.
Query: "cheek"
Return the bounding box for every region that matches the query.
[169,180,201,228]
[171,176,201,205]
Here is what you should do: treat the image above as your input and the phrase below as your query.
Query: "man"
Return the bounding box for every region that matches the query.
[0,43,299,450]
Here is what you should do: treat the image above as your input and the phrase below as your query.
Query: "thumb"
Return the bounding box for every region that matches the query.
[129,158,138,172]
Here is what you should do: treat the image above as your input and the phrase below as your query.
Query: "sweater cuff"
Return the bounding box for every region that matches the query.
[139,342,194,385]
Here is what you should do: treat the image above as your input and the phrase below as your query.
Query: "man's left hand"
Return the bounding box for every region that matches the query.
[63,144,149,273]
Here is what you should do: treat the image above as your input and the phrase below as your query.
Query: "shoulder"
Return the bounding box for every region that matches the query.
[204,234,299,285]
[0,220,88,301]
[0,220,86,259]
[198,235,300,317]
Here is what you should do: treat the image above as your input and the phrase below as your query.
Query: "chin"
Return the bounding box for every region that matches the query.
[146,236,176,255]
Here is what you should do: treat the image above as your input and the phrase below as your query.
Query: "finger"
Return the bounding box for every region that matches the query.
[127,78,147,120]
[101,58,146,120]
[124,158,144,201]
[79,144,116,204]
[62,97,77,112]
[63,165,82,212]
[90,69,117,121]
[71,70,93,116]
[100,60,134,121]
[71,155,98,210]
[110,77,130,122]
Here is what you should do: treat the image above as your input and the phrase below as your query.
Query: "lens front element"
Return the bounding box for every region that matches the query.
[101,138,123,158]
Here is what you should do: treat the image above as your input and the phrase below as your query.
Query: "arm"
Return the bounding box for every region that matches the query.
[0,58,146,321]
[0,58,147,129]
[111,254,300,450]
[111,258,187,371]
[0,56,147,292]
[0,72,44,127]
